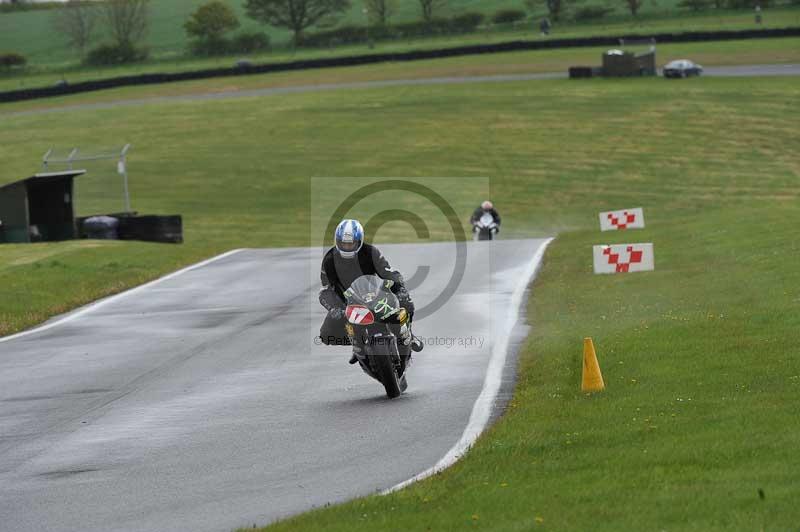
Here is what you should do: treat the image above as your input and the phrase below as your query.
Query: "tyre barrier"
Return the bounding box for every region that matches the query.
[2,27,798,103]
[569,66,594,78]
[78,214,183,244]
[119,215,183,244]
[82,215,120,240]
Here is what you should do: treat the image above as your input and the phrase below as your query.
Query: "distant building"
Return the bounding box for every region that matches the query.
[0,170,85,244]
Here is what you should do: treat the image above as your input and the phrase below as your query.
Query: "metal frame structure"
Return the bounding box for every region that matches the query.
[41,144,132,212]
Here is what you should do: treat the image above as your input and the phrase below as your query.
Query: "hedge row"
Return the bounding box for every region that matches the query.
[491,9,528,24]
[189,32,271,56]
[86,43,149,66]
[301,14,486,48]
[0,53,27,69]
[2,27,799,103]
[572,6,615,21]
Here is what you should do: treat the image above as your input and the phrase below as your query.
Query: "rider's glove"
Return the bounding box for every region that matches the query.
[397,308,409,325]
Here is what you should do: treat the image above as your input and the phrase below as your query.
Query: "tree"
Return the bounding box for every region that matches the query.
[677,0,711,11]
[525,0,564,22]
[364,0,396,25]
[51,0,98,57]
[244,0,350,44]
[184,1,240,41]
[418,0,446,22]
[624,0,643,15]
[103,0,150,47]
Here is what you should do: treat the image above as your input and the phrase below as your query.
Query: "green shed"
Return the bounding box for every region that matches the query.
[601,49,656,77]
[0,169,86,244]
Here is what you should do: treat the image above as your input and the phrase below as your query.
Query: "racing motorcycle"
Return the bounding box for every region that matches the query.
[473,212,498,241]
[344,275,415,399]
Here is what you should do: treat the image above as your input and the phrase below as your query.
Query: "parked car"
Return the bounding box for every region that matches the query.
[663,59,703,78]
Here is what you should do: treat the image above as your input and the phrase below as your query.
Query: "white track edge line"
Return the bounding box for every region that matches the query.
[0,248,245,344]
[383,237,554,494]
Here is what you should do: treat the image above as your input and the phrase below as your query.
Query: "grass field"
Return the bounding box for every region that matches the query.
[2,36,799,109]
[0,0,798,92]
[0,0,526,66]
[257,205,800,531]
[1,74,799,528]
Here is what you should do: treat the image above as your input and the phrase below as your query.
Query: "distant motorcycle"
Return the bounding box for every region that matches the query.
[472,212,498,241]
[344,275,414,398]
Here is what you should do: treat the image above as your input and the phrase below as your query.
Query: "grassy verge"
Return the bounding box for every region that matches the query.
[1,5,798,92]
[1,76,798,529]
[251,82,798,531]
[0,240,217,336]
[3,37,799,114]
[1,76,797,331]
[255,202,800,531]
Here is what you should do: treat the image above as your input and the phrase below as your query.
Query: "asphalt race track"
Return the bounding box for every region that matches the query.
[0,239,548,532]
[3,63,798,118]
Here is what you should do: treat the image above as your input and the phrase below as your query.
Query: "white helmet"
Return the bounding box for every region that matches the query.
[334,219,364,259]
[481,200,494,211]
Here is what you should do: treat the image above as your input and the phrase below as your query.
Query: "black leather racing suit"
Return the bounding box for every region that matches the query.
[318,244,414,347]
[470,207,501,231]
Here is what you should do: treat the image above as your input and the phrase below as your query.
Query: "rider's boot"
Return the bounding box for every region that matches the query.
[398,325,423,367]
[411,335,424,352]
[400,324,424,353]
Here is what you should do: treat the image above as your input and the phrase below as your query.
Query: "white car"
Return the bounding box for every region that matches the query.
[663,59,703,78]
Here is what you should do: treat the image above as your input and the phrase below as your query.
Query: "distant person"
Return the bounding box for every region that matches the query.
[754,3,762,24]
[470,201,501,236]
[540,18,551,36]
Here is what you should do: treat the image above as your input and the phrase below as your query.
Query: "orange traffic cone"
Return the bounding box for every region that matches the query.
[582,337,605,392]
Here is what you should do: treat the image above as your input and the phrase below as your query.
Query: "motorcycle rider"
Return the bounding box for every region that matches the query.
[470,200,501,235]
[319,219,421,364]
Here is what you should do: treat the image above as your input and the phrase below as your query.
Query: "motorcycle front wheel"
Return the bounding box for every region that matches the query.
[371,339,402,399]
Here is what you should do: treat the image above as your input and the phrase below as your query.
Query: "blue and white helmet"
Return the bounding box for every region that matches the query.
[334,219,364,258]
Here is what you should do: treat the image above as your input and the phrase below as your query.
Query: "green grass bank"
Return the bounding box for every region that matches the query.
[1,0,798,92]
[1,75,798,529]
[255,202,800,531]
[2,36,799,110]
[1,75,797,330]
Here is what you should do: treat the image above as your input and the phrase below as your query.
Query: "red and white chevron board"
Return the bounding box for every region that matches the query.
[599,207,645,231]
[593,243,655,274]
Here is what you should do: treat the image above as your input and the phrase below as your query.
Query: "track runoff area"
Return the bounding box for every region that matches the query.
[0,175,558,531]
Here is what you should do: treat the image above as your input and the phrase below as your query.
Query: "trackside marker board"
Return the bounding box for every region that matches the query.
[593,243,654,274]
[599,207,645,231]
